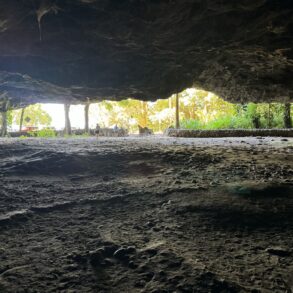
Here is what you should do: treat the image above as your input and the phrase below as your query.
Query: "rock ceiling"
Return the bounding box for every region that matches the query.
[0,0,292,108]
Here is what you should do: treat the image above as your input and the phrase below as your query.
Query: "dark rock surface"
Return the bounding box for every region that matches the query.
[166,129,293,138]
[0,136,292,292]
[0,1,292,107]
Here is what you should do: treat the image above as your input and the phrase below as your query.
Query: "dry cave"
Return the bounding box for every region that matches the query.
[0,1,293,292]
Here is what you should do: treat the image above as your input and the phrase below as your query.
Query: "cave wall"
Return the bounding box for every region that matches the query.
[0,0,292,107]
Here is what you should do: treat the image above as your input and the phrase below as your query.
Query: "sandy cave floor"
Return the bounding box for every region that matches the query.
[0,136,292,293]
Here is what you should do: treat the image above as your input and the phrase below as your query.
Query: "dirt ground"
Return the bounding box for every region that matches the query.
[0,136,292,293]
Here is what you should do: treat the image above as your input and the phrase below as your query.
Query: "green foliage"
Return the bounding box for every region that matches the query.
[90,89,238,133]
[246,103,257,117]
[87,90,291,133]
[182,116,253,130]
[28,128,56,138]
[232,116,254,129]
[12,104,52,127]
[7,110,13,127]
[64,132,90,138]
[181,119,202,129]
[182,102,291,130]
[0,110,13,128]
[205,116,236,129]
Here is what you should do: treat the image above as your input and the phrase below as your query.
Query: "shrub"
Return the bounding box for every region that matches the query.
[204,116,234,129]
[28,128,56,138]
[181,119,202,129]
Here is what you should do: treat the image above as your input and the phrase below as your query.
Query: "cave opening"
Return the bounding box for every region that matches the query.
[0,1,293,292]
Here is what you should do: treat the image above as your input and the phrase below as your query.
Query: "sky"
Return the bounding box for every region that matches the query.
[42,104,90,130]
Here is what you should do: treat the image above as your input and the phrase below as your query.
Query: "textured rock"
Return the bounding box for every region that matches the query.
[166,128,293,137]
[0,0,292,107]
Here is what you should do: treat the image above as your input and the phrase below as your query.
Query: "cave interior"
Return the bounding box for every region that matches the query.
[0,1,293,293]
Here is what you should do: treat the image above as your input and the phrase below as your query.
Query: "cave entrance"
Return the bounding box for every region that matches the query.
[1,88,292,138]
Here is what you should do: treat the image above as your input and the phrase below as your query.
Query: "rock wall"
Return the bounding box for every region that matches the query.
[166,129,293,138]
[0,0,292,106]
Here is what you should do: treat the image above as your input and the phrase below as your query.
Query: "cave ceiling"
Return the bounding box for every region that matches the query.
[0,0,292,108]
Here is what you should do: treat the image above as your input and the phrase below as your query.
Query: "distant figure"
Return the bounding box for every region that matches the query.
[138,125,153,136]
[95,124,128,137]
[95,123,101,136]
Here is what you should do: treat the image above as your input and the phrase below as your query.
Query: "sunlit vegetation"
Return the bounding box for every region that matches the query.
[181,102,291,130]
[90,89,291,132]
[28,128,56,138]
[1,88,292,135]
[10,104,52,131]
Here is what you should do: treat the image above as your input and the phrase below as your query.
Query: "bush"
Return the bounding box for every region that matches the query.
[231,116,254,129]
[204,116,234,129]
[180,103,290,130]
[28,128,56,138]
[182,116,253,130]
[181,119,202,129]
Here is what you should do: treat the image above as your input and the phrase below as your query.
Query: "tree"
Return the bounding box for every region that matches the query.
[84,100,90,133]
[64,103,71,135]
[284,103,292,128]
[175,93,180,129]
[13,104,52,128]
[140,101,148,128]
[19,108,25,131]
[1,111,7,136]
[0,96,10,137]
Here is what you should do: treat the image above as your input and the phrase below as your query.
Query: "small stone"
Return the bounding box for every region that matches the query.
[70,253,87,264]
[128,261,137,269]
[140,271,155,282]
[143,237,150,243]
[265,246,291,257]
[64,264,78,272]
[167,259,183,268]
[104,258,115,266]
[113,248,129,261]
[146,221,155,228]
[134,280,146,288]
[168,275,183,284]
[133,224,142,230]
[137,264,149,272]
[89,249,105,267]
[145,248,158,257]
[126,246,136,254]
[103,244,119,257]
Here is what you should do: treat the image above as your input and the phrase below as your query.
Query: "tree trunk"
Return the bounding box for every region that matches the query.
[268,103,271,128]
[141,101,148,128]
[168,97,172,125]
[284,103,292,129]
[19,108,25,132]
[1,98,9,137]
[84,102,90,133]
[175,93,180,129]
[1,111,7,137]
[64,104,71,135]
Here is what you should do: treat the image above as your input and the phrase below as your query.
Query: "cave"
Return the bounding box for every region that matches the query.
[0,1,293,292]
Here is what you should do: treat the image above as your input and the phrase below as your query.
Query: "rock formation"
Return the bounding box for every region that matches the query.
[0,0,292,106]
